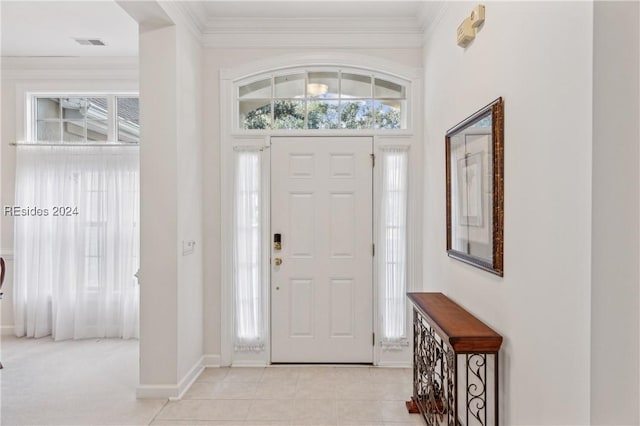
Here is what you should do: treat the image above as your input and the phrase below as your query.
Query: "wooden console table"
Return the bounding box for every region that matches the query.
[406,292,502,426]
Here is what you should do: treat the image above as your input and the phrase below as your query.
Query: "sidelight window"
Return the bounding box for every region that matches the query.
[378,147,409,347]
[232,148,266,351]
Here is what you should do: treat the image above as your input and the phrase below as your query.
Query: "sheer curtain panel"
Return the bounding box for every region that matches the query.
[233,148,266,351]
[378,147,409,348]
[13,146,139,340]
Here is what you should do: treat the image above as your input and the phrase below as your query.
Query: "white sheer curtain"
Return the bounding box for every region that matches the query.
[378,147,409,348]
[13,146,139,340]
[233,148,265,351]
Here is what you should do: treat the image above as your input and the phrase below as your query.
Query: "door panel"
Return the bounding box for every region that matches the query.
[271,137,373,363]
[290,279,314,337]
[289,193,315,257]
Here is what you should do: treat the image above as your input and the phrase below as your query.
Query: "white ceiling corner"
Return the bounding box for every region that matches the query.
[184,1,431,49]
[159,1,206,41]
[180,1,209,33]
[1,1,138,57]
[420,1,449,40]
[2,1,442,57]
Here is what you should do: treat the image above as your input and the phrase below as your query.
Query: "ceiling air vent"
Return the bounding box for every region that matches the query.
[74,38,106,46]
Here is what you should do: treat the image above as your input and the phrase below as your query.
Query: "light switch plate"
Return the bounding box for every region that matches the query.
[182,240,196,255]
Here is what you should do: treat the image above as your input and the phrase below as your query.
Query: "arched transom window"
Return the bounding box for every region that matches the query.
[237,69,408,130]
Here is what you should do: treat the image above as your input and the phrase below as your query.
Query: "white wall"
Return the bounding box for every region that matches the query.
[176,24,204,381]
[1,11,205,397]
[202,48,423,362]
[139,24,180,387]
[423,2,593,424]
[591,1,640,423]
[137,15,204,395]
[0,57,138,334]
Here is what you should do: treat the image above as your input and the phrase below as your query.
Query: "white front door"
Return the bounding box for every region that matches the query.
[270,137,373,363]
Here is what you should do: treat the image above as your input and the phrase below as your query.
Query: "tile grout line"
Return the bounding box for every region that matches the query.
[150,367,413,425]
[147,398,170,426]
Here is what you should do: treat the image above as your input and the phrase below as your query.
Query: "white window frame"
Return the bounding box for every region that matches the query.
[235,67,410,131]
[25,92,139,144]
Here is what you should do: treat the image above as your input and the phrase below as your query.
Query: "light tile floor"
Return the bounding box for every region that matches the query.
[150,366,423,426]
[1,336,422,425]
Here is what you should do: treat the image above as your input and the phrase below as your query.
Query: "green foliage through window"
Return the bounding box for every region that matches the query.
[243,99,402,130]
[238,70,407,130]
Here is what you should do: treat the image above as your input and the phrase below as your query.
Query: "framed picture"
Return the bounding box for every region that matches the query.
[446,98,504,276]
[457,152,483,227]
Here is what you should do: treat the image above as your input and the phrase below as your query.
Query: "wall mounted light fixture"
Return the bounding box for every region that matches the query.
[470,5,486,28]
[457,4,485,48]
[457,18,475,47]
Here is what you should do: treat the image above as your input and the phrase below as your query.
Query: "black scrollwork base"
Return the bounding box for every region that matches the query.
[412,309,499,426]
[466,354,487,426]
[413,310,456,426]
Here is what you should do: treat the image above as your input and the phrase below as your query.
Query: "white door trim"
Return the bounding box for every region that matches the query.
[220,54,423,367]
[221,134,421,367]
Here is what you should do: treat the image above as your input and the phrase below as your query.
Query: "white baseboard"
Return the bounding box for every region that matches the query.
[231,360,268,367]
[202,354,221,367]
[173,356,205,400]
[1,325,14,336]
[376,361,412,368]
[136,355,205,400]
[136,384,180,399]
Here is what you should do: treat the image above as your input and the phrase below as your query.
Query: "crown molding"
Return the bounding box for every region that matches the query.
[159,1,205,44]
[417,1,433,30]
[204,16,421,33]
[201,17,424,49]
[422,2,451,44]
[203,31,424,49]
[1,57,138,80]
[129,2,441,49]
[176,1,208,34]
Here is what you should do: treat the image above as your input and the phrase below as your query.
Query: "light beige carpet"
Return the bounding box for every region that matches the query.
[0,335,166,425]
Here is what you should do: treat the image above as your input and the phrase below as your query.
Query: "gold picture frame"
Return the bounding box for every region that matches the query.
[446,98,504,276]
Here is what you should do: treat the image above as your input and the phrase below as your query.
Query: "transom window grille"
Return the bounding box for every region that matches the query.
[237,70,408,130]
[32,95,139,143]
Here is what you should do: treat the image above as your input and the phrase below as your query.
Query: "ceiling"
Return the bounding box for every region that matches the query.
[1,1,138,57]
[1,1,438,57]
[200,1,427,20]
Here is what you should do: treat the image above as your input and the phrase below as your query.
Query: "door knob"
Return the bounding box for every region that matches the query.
[274,258,283,266]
